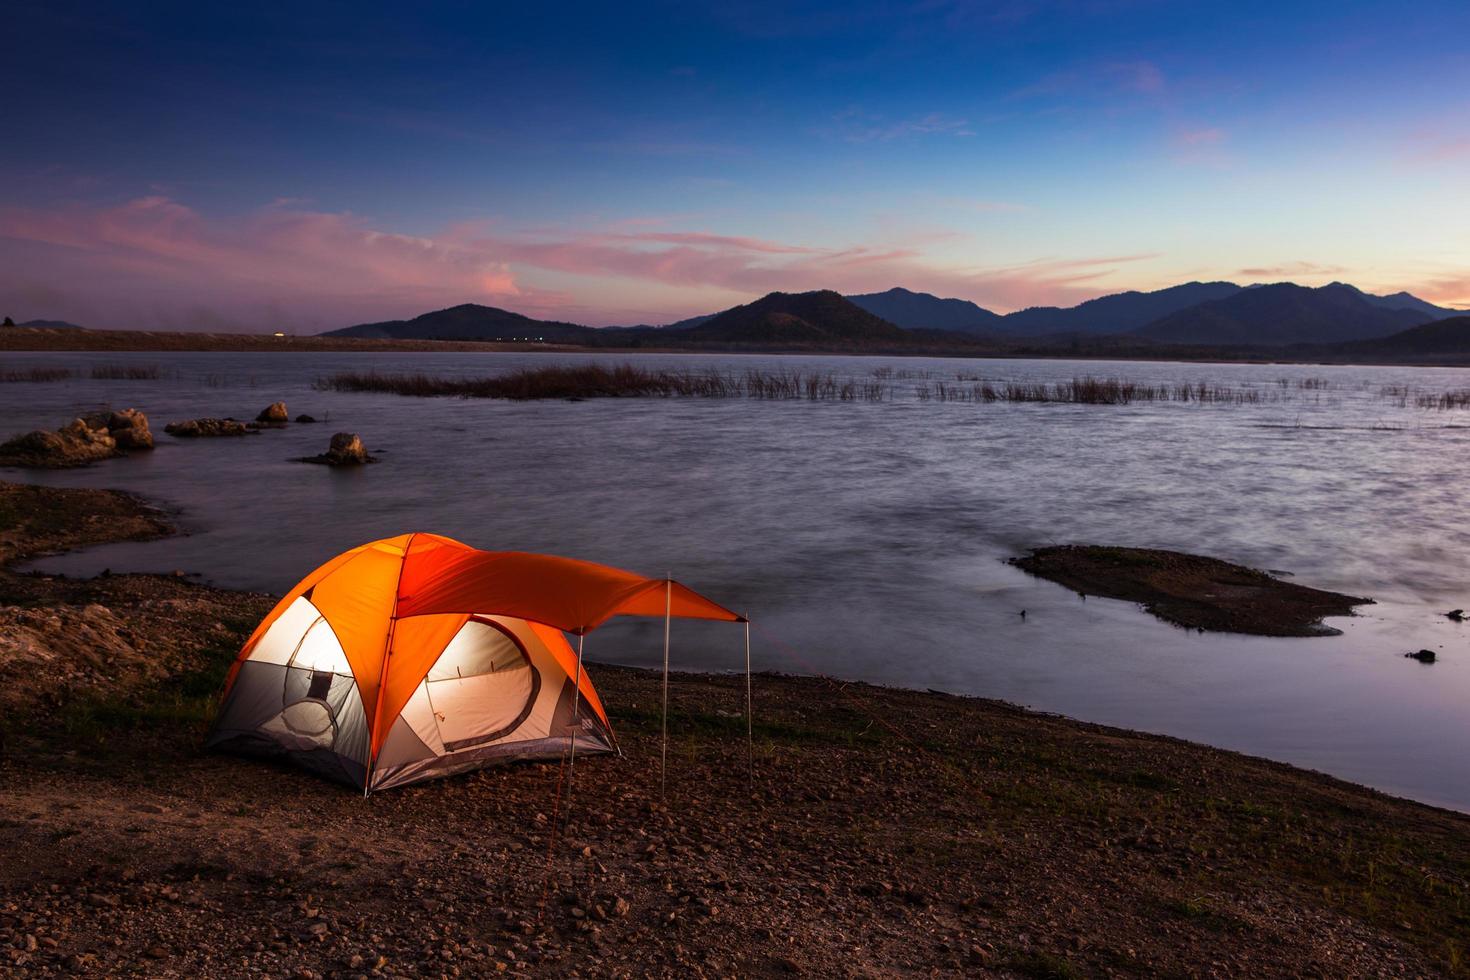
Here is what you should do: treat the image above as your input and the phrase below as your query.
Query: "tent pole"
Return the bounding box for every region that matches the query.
[744,618,753,789]
[660,575,671,799]
[566,633,585,821]
[567,631,585,717]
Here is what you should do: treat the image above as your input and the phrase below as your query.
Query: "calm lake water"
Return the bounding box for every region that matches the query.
[4,350,1469,810]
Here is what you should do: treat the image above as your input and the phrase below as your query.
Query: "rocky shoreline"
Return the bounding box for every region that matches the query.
[0,403,377,471]
[1,482,1467,977]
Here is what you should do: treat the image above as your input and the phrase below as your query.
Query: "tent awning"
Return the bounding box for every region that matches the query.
[393,536,745,633]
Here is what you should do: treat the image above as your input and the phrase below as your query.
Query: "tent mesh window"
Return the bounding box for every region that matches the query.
[264,614,357,753]
[425,617,541,752]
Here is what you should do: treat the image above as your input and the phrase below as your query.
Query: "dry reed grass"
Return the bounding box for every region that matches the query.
[0,367,73,383]
[317,365,888,401]
[90,364,161,380]
[316,364,1470,411]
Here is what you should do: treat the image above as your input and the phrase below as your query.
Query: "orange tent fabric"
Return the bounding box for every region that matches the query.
[225,533,744,759]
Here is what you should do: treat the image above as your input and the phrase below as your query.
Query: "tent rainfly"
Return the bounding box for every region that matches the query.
[207,533,746,793]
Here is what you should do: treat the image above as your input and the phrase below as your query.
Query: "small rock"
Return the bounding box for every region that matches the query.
[295,414,318,423]
[299,432,377,467]
[1405,649,1437,663]
[257,401,289,422]
[1446,609,1466,622]
[165,418,255,438]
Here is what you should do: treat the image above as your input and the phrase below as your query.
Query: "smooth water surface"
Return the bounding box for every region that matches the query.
[4,350,1468,810]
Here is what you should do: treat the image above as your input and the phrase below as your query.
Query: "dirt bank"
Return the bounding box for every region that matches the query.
[0,488,1466,977]
[1011,544,1372,637]
[0,481,276,719]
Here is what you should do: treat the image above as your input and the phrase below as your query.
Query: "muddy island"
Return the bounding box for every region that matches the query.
[0,485,1465,977]
[1011,545,1372,637]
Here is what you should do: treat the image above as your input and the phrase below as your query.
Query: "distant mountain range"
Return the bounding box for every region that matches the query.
[846,287,1002,333]
[1335,315,1470,360]
[1002,281,1246,337]
[325,292,911,348]
[1134,282,1429,346]
[324,304,596,343]
[846,281,1458,344]
[678,290,908,344]
[322,280,1463,355]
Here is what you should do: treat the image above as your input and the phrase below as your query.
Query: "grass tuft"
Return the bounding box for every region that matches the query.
[0,367,73,382]
[317,365,889,401]
[90,363,161,380]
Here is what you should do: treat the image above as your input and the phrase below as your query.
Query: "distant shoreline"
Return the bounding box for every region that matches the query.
[0,325,595,354]
[4,323,1470,368]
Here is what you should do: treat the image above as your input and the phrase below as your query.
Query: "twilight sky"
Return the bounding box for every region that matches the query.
[3,0,1468,331]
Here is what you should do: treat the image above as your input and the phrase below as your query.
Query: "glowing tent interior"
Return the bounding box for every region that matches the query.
[207,533,746,792]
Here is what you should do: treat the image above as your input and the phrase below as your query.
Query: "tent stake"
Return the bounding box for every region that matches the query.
[660,575,671,799]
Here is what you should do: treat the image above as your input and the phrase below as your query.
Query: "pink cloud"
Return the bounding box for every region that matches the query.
[825,108,976,142]
[1110,61,1165,95]
[601,231,823,254]
[0,197,536,330]
[1175,127,1225,146]
[1402,276,1470,308]
[1406,134,1470,164]
[0,195,1158,330]
[955,199,1027,214]
[1170,126,1231,166]
[1236,261,1347,278]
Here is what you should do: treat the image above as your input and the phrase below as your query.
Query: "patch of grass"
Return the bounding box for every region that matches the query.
[1417,389,1470,409]
[0,483,171,563]
[0,367,73,382]
[917,376,1274,404]
[322,366,1470,409]
[54,625,252,747]
[90,363,161,380]
[316,365,889,401]
[1111,768,1180,792]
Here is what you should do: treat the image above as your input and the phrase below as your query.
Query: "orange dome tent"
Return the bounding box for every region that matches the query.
[208,533,745,792]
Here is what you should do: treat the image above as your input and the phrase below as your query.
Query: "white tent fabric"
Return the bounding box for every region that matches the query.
[208,600,612,791]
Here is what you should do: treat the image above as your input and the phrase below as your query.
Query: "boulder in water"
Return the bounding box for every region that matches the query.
[256,401,289,423]
[295,414,318,423]
[298,432,377,466]
[85,408,153,450]
[1405,649,1437,664]
[0,416,119,467]
[164,418,256,438]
